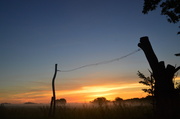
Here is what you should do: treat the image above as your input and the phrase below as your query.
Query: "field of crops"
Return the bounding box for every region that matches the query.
[0,102,153,119]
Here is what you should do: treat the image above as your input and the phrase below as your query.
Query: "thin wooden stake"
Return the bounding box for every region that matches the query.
[49,64,58,117]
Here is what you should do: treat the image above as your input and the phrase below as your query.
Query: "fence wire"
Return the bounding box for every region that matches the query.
[58,48,141,72]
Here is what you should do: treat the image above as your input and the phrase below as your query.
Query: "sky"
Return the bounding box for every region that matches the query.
[0,0,179,104]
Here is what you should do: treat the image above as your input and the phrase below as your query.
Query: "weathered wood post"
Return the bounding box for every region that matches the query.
[49,64,58,117]
[138,36,180,119]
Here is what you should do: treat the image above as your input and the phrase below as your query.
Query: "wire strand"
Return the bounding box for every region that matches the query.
[58,48,141,72]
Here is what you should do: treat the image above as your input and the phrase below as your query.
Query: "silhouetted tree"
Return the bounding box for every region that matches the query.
[24,102,37,104]
[137,71,155,96]
[142,0,180,34]
[138,70,180,96]
[91,97,109,107]
[56,98,67,106]
[113,97,124,106]
[138,36,180,119]
[115,97,123,102]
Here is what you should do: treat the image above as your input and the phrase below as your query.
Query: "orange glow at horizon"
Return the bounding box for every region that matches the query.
[175,77,180,81]
[55,83,146,103]
[3,76,179,104]
[1,77,157,104]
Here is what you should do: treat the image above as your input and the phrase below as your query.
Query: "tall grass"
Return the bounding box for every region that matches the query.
[0,103,153,119]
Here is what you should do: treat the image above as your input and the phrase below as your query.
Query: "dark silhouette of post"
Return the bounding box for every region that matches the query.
[138,36,180,119]
[49,64,58,117]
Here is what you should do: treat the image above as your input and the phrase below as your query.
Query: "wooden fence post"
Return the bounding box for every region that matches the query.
[49,64,58,117]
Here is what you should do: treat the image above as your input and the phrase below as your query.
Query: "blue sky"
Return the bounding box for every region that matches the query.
[0,0,179,103]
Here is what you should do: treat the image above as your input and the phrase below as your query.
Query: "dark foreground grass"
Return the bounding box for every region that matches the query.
[0,103,153,119]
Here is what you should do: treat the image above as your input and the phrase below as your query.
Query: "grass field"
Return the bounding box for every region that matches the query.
[0,102,154,119]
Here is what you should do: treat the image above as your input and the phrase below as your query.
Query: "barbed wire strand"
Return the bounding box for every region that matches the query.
[58,48,141,72]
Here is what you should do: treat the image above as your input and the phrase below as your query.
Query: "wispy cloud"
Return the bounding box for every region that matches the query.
[0,77,147,103]
[57,83,143,94]
[54,82,145,102]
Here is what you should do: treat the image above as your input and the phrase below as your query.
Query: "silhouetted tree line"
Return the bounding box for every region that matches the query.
[90,96,152,107]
